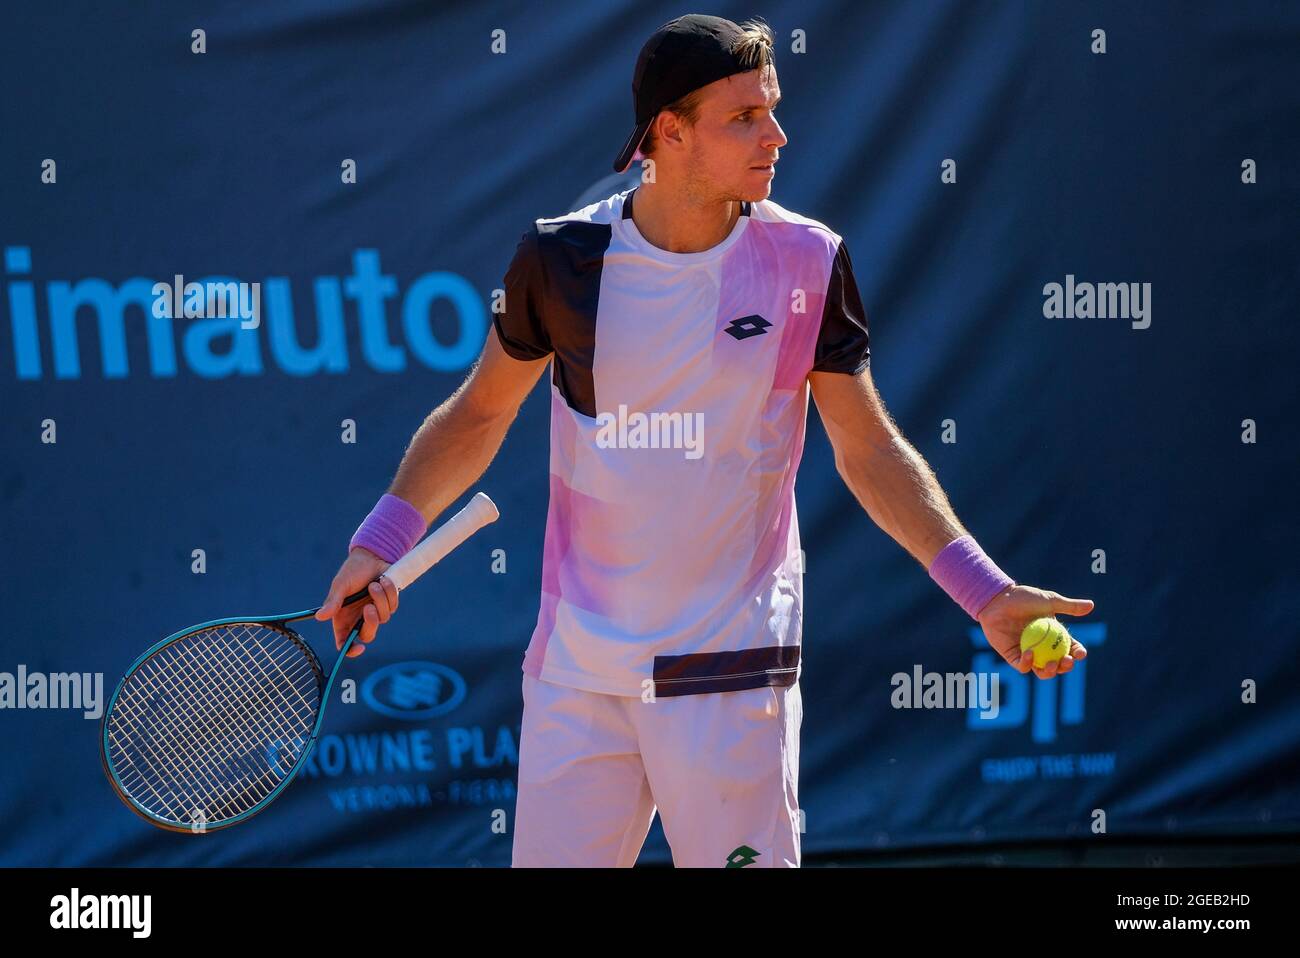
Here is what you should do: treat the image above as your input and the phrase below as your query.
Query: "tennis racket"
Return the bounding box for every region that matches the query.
[100,491,499,833]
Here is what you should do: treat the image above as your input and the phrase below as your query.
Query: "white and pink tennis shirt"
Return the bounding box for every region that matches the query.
[493,188,870,698]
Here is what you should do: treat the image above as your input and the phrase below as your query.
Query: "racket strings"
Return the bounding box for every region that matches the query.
[119,638,300,811]
[110,626,317,823]
[124,640,278,782]
[110,650,287,822]
[119,625,317,815]
[105,623,322,827]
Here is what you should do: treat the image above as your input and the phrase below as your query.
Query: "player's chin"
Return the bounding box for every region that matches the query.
[737,168,776,201]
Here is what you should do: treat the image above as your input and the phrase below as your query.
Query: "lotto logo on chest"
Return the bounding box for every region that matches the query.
[723,314,773,340]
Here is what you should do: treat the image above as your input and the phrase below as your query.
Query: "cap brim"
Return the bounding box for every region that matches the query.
[613,117,654,174]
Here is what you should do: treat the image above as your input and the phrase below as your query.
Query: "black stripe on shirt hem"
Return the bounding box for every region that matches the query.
[651,645,800,698]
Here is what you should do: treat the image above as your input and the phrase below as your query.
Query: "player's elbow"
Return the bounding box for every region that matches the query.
[454,332,549,428]
[831,435,870,492]
[457,373,519,431]
[832,423,896,498]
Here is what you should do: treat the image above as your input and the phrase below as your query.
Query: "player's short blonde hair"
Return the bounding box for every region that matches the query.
[639,17,777,159]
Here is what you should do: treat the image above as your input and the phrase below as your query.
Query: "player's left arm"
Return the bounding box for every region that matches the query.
[808,366,1093,678]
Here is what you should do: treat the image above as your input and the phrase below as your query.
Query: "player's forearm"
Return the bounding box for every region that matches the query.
[834,429,968,568]
[386,381,517,525]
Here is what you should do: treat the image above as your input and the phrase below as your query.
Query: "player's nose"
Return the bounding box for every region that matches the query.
[765,116,788,149]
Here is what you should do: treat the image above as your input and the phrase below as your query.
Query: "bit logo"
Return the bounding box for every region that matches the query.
[966,623,1107,743]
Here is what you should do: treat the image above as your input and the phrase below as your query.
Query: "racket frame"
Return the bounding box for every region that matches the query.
[100,491,499,833]
[100,596,366,834]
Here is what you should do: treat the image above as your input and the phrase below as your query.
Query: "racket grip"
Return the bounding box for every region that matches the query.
[382,492,499,591]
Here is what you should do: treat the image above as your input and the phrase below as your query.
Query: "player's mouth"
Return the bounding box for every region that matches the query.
[751,161,777,176]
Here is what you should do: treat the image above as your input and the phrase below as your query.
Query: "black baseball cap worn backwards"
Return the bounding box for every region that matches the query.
[613,14,755,174]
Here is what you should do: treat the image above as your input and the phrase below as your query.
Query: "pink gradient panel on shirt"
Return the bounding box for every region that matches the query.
[523,588,558,677]
[540,471,618,618]
[713,233,759,340]
[769,227,834,392]
[744,394,809,589]
[524,474,572,674]
[526,399,579,676]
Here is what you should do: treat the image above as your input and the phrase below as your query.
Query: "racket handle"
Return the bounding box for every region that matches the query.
[382,491,499,591]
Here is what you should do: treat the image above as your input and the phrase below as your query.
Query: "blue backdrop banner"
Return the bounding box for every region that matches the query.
[2,1,1297,865]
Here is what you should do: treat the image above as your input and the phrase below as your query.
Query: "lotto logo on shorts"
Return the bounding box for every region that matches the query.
[724,845,760,868]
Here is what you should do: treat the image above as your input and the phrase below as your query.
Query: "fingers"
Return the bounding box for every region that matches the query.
[333,610,358,651]
[332,610,372,658]
[350,603,380,655]
[360,602,379,643]
[318,553,400,655]
[332,610,376,654]
[342,614,368,658]
[1025,648,1089,679]
[1049,592,1095,618]
[349,580,399,657]
[379,574,399,611]
[368,578,399,622]
[315,581,345,621]
[1015,649,1071,679]
[1003,630,1089,679]
[317,549,392,623]
[1013,652,1063,680]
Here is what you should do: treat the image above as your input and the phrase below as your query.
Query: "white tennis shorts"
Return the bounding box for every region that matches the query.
[512,672,803,867]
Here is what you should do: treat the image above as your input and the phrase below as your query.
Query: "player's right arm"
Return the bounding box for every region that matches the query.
[318,225,553,652]
[388,328,551,526]
[316,329,551,652]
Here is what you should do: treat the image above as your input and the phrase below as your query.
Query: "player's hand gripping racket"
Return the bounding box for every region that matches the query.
[100,491,499,833]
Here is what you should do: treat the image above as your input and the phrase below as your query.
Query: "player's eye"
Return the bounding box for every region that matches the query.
[736,113,752,122]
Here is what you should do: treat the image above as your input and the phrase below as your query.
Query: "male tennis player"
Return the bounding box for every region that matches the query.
[318,14,1093,868]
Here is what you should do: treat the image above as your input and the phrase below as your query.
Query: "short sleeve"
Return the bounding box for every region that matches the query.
[810,239,871,374]
[493,226,552,360]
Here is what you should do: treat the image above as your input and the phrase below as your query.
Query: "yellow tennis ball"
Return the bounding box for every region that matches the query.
[1019,617,1070,668]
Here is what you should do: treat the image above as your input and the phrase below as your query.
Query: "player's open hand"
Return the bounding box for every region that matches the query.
[315,547,399,657]
[976,585,1092,679]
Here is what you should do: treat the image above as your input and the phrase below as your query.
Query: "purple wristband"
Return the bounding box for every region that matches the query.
[349,493,427,563]
[928,535,1014,620]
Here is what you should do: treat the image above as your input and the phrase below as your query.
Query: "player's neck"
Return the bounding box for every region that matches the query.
[629,183,740,255]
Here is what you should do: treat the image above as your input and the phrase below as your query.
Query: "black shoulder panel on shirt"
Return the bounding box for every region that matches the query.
[492,219,613,418]
[811,238,871,375]
[494,227,552,361]
[536,220,611,418]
